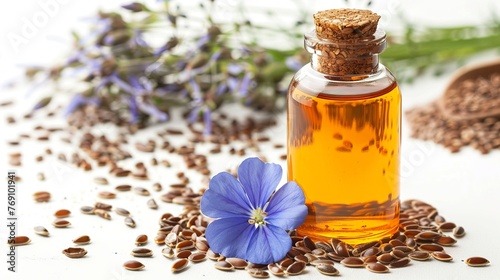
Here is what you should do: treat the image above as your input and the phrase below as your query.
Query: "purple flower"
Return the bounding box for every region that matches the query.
[286,57,304,72]
[200,157,307,264]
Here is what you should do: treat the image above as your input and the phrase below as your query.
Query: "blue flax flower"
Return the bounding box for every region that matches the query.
[200,157,307,264]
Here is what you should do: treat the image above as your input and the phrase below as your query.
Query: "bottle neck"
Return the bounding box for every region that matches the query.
[305,29,386,79]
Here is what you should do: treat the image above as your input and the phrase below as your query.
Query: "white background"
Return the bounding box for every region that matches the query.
[1,0,500,280]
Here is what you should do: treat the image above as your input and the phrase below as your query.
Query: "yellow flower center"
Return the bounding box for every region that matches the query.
[248,208,267,226]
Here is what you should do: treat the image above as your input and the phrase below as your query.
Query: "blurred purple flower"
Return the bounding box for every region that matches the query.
[138,102,168,121]
[227,77,239,92]
[215,83,228,96]
[63,94,100,116]
[200,157,307,264]
[239,72,252,97]
[127,95,139,123]
[227,63,244,75]
[286,57,303,72]
[131,30,148,47]
[203,108,212,135]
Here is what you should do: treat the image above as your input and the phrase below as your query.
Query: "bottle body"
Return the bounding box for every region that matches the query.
[287,63,401,244]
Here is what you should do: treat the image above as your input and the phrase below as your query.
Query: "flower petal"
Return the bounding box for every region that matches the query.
[205,217,254,259]
[201,172,253,219]
[265,181,307,230]
[245,224,292,264]
[238,157,282,209]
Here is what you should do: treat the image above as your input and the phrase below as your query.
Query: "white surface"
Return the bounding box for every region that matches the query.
[1,1,500,280]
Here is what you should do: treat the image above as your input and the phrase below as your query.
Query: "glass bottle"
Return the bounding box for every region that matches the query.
[287,9,401,245]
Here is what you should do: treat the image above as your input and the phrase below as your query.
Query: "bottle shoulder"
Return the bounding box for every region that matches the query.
[290,63,398,97]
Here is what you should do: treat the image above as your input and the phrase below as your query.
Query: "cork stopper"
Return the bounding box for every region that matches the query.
[314,9,380,40]
[307,9,385,76]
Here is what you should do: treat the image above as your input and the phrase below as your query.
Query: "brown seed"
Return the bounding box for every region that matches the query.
[361,247,380,257]
[365,262,389,273]
[134,187,150,196]
[315,241,333,253]
[80,206,95,214]
[389,239,406,247]
[33,191,51,202]
[195,240,209,252]
[98,191,116,199]
[431,251,453,262]
[438,222,456,232]
[435,236,457,246]
[172,259,189,272]
[286,261,306,275]
[206,249,220,260]
[415,231,441,241]
[114,207,131,217]
[310,259,335,267]
[326,252,344,262]
[404,229,422,239]
[165,232,178,247]
[52,219,71,228]
[33,226,49,237]
[405,238,417,248]
[390,249,407,259]
[453,226,465,238]
[123,260,145,271]
[303,236,317,250]
[317,263,340,276]
[131,247,153,257]
[377,253,394,264]
[389,257,411,268]
[94,209,111,220]
[176,250,192,259]
[94,177,109,185]
[115,184,132,192]
[214,260,234,271]
[153,182,163,191]
[62,247,87,258]
[247,268,270,278]
[247,263,267,270]
[135,234,148,245]
[465,257,490,267]
[73,235,91,245]
[340,257,365,267]
[176,240,195,251]
[312,248,327,257]
[54,209,71,218]
[8,236,31,246]
[434,215,446,224]
[419,244,444,252]
[267,263,285,276]
[363,255,378,264]
[226,258,248,269]
[170,183,187,189]
[95,202,113,211]
[124,217,136,228]
[162,247,175,259]
[279,258,294,269]
[294,254,309,263]
[147,198,158,209]
[379,243,393,253]
[188,252,207,263]
[408,251,431,261]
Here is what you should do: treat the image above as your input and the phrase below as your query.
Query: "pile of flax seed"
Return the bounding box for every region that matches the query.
[406,73,500,154]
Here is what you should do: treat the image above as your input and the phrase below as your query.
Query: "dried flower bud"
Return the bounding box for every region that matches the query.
[33,97,52,110]
[104,30,131,46]
[121,2,146,13]
[208,25,221,38]
[164,37,179,51]
[100,59,117,77]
